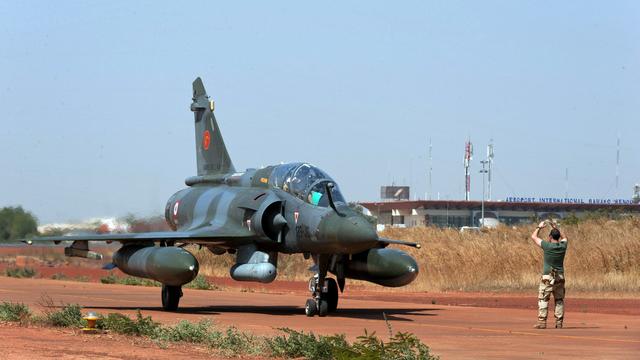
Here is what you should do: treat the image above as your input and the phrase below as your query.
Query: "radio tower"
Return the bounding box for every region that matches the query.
[616,134,620,194]
[565,168,569,199]
[487,140,494,201]
[427,138,433,200]
[464,139,473,201]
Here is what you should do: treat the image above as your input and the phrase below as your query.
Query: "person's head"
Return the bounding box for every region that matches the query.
[549,228,561,241]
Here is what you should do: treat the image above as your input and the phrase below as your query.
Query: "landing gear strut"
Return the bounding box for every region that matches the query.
[305,275,339,317]
[161,284,182,311]
[304,254,343,317]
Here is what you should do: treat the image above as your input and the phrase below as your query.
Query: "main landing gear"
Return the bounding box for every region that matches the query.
[161,284,183,311]
[305,275,339,317]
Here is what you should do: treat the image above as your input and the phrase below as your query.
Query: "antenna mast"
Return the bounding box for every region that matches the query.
[565,168,569,199]
[428,138,432,200]
[487,140,494,201]
[616,134,620,194]
[464,139,473,201]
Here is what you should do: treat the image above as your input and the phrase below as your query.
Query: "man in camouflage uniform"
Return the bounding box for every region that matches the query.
[531,220,568,329]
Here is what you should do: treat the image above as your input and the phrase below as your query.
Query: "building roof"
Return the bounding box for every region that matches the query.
[359,200,640,213]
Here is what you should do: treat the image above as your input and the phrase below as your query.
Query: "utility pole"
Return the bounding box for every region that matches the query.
[480,160,488,227]
[565,168,569,200]
[616,134,620,195]
[487,140,494,200]
[427,138,432,200]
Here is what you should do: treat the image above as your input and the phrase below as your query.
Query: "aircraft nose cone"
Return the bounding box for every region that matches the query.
[339,216,378,245]
[318,212,379,253]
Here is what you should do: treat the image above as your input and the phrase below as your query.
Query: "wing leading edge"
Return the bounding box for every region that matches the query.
[24,225,256,246]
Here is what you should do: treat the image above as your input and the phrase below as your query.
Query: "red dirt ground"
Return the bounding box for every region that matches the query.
[1,246,639,359]
[0,323,227,360]
[2,261,638,316]
[0,275,638,359]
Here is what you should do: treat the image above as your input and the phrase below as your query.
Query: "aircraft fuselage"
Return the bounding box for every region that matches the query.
[164,164,378,255]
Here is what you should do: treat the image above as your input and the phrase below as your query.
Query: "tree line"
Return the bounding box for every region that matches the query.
[0,206,38,242]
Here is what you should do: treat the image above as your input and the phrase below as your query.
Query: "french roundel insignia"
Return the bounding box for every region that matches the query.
[202,130,211,150]
[173,201,180,217]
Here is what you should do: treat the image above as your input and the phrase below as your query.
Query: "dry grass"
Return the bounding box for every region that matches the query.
[194,217,640,294]
[383,217,640,293]
[193,249,314,280]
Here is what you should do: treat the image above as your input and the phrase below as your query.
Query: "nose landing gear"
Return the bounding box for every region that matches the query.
[305,275,339,317]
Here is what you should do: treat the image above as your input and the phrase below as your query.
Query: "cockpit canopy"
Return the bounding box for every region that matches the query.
[269,162,346,207]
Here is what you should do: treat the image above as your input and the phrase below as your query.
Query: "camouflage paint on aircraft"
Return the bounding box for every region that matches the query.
[27,78,420,317]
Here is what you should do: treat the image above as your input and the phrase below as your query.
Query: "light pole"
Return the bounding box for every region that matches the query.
[479,160,488,228]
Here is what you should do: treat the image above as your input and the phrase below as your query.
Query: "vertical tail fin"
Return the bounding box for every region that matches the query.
[190,77,235,176]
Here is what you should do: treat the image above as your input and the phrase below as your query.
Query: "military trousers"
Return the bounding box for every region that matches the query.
[537,273,565,323]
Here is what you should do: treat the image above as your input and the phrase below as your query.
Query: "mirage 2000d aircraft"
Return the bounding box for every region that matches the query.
[27,78,420,317]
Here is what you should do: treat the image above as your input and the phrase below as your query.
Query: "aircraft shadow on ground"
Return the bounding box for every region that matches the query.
[86,305,441,321]
[561,326,601,329]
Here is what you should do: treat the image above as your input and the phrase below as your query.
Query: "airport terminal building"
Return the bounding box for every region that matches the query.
[360,199,640,228]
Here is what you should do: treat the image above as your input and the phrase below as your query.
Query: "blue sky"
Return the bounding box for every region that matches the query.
[1,1,638,223]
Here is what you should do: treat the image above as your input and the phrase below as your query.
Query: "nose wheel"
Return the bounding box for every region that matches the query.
[304,298,318,316]
[305,276,339,317]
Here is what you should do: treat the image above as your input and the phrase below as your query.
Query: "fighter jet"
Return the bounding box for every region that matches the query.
[27,78,420,317]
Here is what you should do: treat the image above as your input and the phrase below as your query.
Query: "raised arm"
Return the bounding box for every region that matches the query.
[550,221,568,242]
[531,221,546,247]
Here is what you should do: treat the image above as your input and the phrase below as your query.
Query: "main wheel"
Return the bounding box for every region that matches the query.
[325,278,339,312]
[161,285,182,311]
[305,298,317,317]
[318,299,329,317]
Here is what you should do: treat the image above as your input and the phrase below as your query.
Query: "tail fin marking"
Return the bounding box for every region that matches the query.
[191,77,235,176]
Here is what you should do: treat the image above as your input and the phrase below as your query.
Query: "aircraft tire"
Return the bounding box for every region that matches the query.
[162,285,181,311]
[325,278,339,312]
[305,298,317,317]
[318,299,329,317]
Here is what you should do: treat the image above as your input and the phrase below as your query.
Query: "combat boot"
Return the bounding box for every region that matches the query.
[555,321,563,329]
[533,321,546,329]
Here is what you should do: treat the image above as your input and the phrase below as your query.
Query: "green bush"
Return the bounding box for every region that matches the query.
[185,275,218,290]
[345,330,438,360]
[51,273,68,280]
[214,326,264,356]
[0,302,31,322]
[100,273,159,287]
[98,310,160,336]
[268,328,439,360]
[384,331,438,360]
[97,313,136,334]
[4,267,37,278]
[100,273,118,284]
[119,276,159,286]
[267,328,348,360]
[157,319,213,343]
[45,304,84,328]
[150,319,262,355]
[51,273,88,282]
